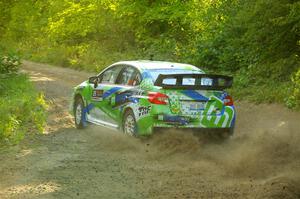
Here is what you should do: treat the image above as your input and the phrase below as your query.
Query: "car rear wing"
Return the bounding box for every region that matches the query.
[154,74,233,90]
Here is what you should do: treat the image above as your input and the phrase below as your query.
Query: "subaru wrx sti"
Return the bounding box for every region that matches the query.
[71,61,236,137]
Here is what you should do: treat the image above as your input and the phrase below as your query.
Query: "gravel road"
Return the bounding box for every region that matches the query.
[0,60,299,199]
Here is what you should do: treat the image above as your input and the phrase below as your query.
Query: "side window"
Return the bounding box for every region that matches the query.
[132,72,141,86]
[117,66,141,86]
[100,66,123,84]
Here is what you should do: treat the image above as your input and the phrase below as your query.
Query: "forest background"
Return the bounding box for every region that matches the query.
[0,0,299,112]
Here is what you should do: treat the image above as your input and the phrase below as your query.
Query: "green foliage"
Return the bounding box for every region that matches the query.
[47,1,98,43]
[230,68,292,104]
[0,0,299,107]
[0,54,21,74]
[286,68,300,109]
[0,73,47,145]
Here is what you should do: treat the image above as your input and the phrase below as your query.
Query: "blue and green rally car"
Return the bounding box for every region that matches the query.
[71,60,236,137]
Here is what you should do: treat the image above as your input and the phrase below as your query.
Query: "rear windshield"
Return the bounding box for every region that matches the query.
[147,69,204,82]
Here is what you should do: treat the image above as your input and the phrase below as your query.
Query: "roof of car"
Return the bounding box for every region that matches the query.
[112,60,202,71]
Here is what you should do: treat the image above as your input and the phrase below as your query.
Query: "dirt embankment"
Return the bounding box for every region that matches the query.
[0,60,299,199]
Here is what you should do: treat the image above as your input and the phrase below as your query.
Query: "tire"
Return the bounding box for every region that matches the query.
[219,130,231,139]
[122,110,138,136]
[194,128,234,143]
[74,97,85,129]
[217,127,235,140]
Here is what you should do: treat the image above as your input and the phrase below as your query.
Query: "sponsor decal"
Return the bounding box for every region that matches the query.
[168,91,181,114]
[138,106,151,117]
[200,96,234,128]
[139,78,154,90]
[92,90,103,101]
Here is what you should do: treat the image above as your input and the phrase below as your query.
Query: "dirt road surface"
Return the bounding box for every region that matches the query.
[0,61,300,199]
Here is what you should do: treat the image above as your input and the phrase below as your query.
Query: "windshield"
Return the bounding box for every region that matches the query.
[146,69,204,82]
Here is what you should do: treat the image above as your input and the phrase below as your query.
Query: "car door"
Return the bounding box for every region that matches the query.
[108,65,142,124]
[88,65,124,128]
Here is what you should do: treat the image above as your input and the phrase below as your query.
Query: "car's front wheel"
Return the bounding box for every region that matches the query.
[74,97,85,129]
[123,110,137,136]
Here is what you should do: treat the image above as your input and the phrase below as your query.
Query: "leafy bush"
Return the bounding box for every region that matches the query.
[286,68,300,109]
[0,54,21,74]
[0,73,47,145]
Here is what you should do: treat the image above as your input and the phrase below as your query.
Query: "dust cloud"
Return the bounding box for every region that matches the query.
[86,101,300,198]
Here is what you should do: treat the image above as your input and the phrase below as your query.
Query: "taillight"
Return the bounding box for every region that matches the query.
[148,92,169,105]
[224,95,234,106]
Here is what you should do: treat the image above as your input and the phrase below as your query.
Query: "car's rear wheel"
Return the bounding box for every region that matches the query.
[193,128,234,143]
[74,97,85,129]
[216,127,235,140]
[123,110,137,136]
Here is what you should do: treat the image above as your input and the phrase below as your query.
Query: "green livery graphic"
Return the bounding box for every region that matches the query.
[71,61,236,137]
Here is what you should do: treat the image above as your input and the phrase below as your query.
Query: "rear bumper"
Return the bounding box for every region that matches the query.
[153,127,234,136]
[152,113,235,128]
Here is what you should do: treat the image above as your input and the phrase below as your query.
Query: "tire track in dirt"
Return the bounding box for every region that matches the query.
[0,60,299,198]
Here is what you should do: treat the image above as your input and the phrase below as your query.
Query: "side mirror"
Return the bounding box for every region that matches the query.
[88,76,98,88]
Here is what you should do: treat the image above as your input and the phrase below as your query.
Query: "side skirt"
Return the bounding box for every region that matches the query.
[86,114,119,132]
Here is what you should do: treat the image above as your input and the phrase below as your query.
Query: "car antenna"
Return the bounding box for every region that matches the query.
[149,54,154,61]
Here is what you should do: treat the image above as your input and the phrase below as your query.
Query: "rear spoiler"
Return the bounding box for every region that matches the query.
[154,74,233,90]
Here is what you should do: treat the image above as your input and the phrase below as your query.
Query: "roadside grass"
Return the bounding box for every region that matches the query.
[230,80,291,105]
[197,64,296,107]
[229,67,299,109]
[0,73,47,146]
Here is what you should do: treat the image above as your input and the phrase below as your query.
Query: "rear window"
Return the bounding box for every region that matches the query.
[147,69,203,82]
[183,77,195,85]
[162,78,177,85]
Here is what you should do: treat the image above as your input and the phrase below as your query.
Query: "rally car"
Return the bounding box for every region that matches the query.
[71,60,236,137]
